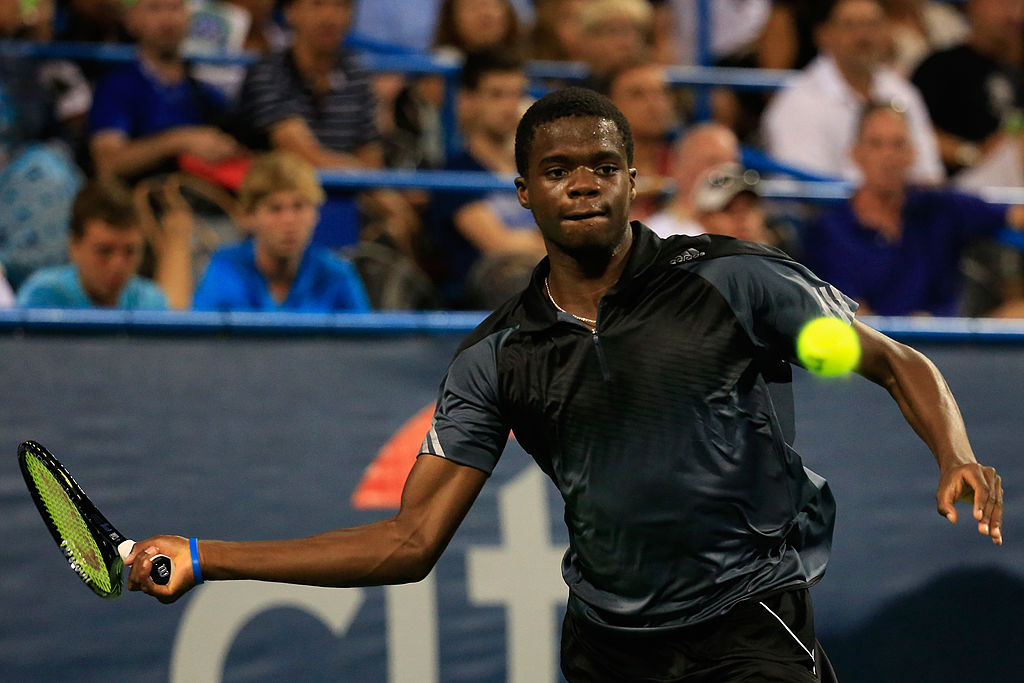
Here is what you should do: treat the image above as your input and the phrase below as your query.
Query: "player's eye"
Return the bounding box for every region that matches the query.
[545,168,568,179]
[596,165,619,176]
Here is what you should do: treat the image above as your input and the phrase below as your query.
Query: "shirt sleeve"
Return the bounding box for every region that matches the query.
[15,271,77,308]
[419,329,512,475]
[690,254,859,366]
[332,258,372,312]
[945,191,1009,245]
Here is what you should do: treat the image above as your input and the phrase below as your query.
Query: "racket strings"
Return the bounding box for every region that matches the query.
[23,454,114,594]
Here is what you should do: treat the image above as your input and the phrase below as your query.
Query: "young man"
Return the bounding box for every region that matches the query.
[191,152,370,312]
[763,0,943,183]
[237,0,417,249]
[126,89,1003,681]
[88,0,243,179]
[429,51,544,308]
[17,179,167,309]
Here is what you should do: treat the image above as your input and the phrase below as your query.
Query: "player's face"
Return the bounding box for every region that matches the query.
[250,189,318,262]
[853,109,914,190]
[70,220,144,307]
[516,116,636,256]
[285,0,352,53]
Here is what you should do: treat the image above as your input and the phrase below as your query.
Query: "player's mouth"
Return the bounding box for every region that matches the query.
[563,209,608,221]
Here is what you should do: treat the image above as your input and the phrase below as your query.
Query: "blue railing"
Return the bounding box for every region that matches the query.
[2,308,1024,343]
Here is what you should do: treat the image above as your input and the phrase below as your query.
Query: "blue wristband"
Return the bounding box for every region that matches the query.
[190,537,204,585]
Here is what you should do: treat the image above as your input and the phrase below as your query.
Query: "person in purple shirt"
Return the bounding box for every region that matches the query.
[804,103,1024,317]
[88,0,243,180]
[192,152,370,312]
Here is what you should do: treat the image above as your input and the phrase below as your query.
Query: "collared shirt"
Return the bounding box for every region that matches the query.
[420,223,856,630]
[192,240,370,312]
[16,264,167,310]
[239,48,379,154]
[804,188,1008,316]
[763,54,944,183]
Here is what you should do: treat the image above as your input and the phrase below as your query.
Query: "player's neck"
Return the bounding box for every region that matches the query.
[546,226,634,315]
[255,246,301,289]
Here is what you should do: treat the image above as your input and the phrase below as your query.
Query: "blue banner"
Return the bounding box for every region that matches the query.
[1,333,1021,681]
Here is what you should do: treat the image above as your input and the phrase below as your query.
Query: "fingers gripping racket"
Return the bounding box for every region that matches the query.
[17,440,172,599]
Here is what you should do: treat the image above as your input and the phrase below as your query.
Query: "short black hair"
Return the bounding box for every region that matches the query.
[459,50,526,91]
[514,87,634,177]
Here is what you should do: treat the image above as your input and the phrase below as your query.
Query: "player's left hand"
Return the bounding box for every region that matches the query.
[936,463,1003,545]
[125,535,195,603]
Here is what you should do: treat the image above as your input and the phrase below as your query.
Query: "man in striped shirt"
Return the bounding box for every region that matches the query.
[238,0,418,248]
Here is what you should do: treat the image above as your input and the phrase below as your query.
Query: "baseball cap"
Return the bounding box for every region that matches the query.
[694,163,761,213]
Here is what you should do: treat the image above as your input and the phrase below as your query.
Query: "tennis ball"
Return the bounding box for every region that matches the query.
[796,317,860,377]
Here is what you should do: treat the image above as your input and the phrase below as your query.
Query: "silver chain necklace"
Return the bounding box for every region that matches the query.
[545,277,597,326]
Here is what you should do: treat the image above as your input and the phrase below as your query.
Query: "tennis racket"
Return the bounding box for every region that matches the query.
[17,440,173,599]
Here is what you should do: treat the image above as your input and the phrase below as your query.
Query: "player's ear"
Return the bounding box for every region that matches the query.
[515,176,530,209]
[629,168,637,200]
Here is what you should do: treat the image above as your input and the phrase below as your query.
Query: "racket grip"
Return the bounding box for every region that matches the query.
[117,540,174,585]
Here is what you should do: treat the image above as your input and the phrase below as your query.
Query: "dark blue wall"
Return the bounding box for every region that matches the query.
[0,331,1020,682]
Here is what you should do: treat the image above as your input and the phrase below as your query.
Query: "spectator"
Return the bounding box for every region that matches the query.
[578,0,655,85]
[1,0,87,289]
[803,103,1024,317]
[433,0,523,57]
[16,179,168,309]
[882,0,969,77]
[603,61,679,220]
[238,0,417,251]
[763,0,943,183]
[911,0,1024,183]
[693,163,772,245]
[428,52,543,308]
[645,122,741,238]
[88,0,244,180]
[192,152,370,312]
[530,0,589,62]
[184,0,289,101]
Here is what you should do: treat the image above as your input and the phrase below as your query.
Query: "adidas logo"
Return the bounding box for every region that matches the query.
[669,248,707,264]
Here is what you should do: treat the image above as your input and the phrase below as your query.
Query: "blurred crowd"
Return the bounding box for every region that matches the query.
[2,0,1024,317]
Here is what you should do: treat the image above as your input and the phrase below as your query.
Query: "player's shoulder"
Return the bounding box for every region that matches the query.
[659,233,793,269]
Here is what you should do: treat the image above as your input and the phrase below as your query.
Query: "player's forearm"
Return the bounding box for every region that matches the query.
[873,339,976,471]
[196,517,441,587]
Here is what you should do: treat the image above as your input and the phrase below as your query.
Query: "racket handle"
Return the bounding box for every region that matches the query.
[117,540,174,586]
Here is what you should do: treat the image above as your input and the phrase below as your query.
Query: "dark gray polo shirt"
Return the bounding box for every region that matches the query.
[421,223,857,631]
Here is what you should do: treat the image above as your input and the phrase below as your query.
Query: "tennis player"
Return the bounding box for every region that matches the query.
[128,88,1003,682]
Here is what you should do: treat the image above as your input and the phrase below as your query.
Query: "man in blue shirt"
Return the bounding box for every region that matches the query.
[804,103,1024,317]
[88,0,243,179]
[17,179,167,309]
[192,152,370,312]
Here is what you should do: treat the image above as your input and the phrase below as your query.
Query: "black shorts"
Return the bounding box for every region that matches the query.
[560,589,834,682]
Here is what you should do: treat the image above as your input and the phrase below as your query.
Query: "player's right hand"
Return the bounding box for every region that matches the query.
[125,535,195,603]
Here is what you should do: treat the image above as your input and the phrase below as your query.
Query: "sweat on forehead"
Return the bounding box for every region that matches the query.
[514,87,634,176]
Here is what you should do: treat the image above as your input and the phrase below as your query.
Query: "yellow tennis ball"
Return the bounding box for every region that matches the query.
[796,317,861,377]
